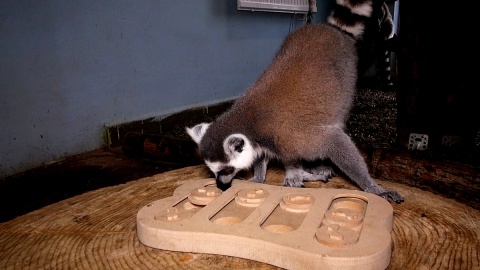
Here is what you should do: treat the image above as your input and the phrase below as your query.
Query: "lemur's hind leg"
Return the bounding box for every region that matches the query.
[302,159,336,182]
[324,129,404,203]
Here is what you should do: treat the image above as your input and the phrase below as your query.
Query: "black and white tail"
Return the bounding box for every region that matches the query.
[373,2,396,87]
[353,1,397,88]
[327,0,374,39]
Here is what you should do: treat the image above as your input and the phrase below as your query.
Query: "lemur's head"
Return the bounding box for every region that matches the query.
[186,123,257,190]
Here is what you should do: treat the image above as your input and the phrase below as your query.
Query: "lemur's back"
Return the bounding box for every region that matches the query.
[217,24,358,157]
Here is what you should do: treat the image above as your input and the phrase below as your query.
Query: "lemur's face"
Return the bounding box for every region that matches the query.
[186,123,256,190]
[203,134,256,190]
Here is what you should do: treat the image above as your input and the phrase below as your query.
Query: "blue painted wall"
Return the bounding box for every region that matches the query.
[0,1,329,178]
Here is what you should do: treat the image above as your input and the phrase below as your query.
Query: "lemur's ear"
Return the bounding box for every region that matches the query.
[224,135,245,156]
[185,123,210,144]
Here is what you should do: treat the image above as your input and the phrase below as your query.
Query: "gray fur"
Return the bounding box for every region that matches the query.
[186,0,404,203]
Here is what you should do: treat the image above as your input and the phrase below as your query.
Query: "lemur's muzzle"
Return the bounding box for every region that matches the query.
[216,173,236,191]
[215,177,232,191]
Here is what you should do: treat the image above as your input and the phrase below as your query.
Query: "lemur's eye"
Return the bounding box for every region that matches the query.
[219,166,235,175]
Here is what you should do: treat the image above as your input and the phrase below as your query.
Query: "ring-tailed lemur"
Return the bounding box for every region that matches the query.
[186,0,404,203]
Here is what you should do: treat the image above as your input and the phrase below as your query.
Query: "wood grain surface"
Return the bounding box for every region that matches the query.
[0,165,478,270]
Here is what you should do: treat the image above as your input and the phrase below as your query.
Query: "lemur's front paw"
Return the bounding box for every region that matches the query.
[283,176,306,187]
[302,160,336,183]
[365,186,404,204]
[284,166,320,187]
[303,166,335,183]
[248,176,265,184]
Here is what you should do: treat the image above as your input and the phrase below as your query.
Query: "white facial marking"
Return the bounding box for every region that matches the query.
[205,160,222,175]
[204,134,265,177]
[223,134,257,170]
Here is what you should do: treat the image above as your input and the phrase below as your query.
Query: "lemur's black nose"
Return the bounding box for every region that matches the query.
[216,178,231,191]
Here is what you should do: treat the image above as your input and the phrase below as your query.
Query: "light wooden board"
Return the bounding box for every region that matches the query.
[137,178,394,270]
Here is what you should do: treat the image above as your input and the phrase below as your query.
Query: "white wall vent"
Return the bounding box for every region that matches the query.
[237,0,316,14]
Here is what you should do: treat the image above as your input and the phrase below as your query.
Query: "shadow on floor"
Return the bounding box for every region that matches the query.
[0,147,202,223]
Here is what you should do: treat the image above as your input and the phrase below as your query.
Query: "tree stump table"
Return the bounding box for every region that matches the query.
[0,165,478,269]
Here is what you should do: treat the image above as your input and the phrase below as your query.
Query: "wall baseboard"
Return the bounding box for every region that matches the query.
[104,101,234,148]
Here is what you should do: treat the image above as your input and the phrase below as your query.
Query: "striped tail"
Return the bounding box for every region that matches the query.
[355,1,397,88]
[327,0,374,39]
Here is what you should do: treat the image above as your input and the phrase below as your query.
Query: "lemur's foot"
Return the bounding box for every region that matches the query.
[283,167,330,187]
[364,185,404,204]
[302,160,335,183]
[303,165,335,183]
[283,176,305,187]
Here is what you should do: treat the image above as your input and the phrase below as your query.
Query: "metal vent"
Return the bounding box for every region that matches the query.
[237,0,316,14]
